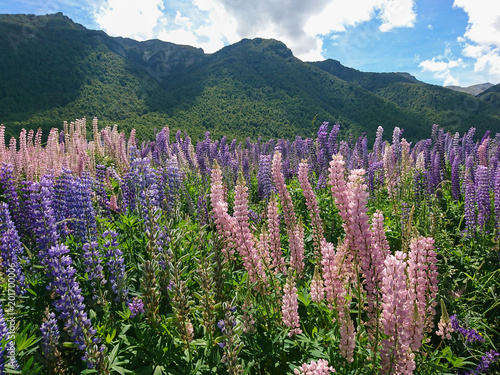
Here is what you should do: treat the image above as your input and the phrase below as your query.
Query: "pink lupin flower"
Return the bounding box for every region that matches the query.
[282,273,302,337]
[380,251,416,375]
[288,221,305,275]
[267,195,285,273]
[210,162,237,261]
[327,154,349,222]
[320,239,353,311]
[436,300,454,340]
[408,236,438,336]
[272,151,304,275]
[298,160,325,260]
[271,151,296,229]
[383,144,397,198]
[233,174,267,288]
[294,359,336,375]
[339,311,356,363]
[365,210,390,343]
[310,265,324,303]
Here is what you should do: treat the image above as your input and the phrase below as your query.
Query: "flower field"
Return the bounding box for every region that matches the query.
[0,118,499,374]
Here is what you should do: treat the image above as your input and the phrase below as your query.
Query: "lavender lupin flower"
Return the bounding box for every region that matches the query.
[494,167,500,235]
[475,165,490,232]
[464,169,476,236]
[1,300,18,372]
[40,309,61,362]
[82,241,106,291]
[128,297,145,318]
[464,350,500,375]
[102,230,128,301]
[0,203,25,294]
[451,155,461,201]
[29,175,60,265]
[450,315,485,343]
[46,244,101,367]
[257,155,274,200]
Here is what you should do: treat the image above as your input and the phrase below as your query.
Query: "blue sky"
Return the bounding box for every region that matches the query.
[2,0,499,87]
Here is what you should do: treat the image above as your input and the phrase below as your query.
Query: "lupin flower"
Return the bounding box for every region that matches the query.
[436,300,454,340]
[282,273,302,337]
[257,155,274,200]
[82,241,106,291]
[380,251,416,374]
[219,304,243,375]
[475,165,490,232]
[310,265,324,303]
[464,168,476,236]
[210,161,237,262]
[450,315,485,343]
[294,359,336,375]
[233,173,267,289]
[0,202,25,294]
[1,300,18,372]
[464,350,500,375]
[298,161,324,260]
[29,174,60,265]
[272,151,305,275]
[128,297,145,318]
[495,167,500,235]
[102,230,128,301]
[40,308,64,373]
[46,244,102,368]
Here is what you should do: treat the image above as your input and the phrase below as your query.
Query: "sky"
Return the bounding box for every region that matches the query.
[1,0,500,87]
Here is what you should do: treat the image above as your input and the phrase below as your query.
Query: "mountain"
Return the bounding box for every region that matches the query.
[476,83,500,111]
[1,13,500,144]
[445,83,494,96]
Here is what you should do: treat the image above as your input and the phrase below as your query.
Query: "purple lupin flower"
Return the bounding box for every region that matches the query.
[476,165,491,232]
[82,241,106,293]
[464,350,500,375]
[451,155,461,201]
[1,299,18,372]
[450,314,485,344]
[392,127,402,164]
[102,230,128,301]
[328,122,341,156]
[0,163,22,234]
[94,165,110,216]
[46,244,100,366]
[494,167,500,235]
[40,310,60,361]
[28,175,60,265]
[464,168,476,236]
[0,203,25,294]
[128,297,145,318]
[257,155,273,200]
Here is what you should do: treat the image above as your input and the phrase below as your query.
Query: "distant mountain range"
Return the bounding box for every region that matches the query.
[445,83,494,96]
[1,12,499,143]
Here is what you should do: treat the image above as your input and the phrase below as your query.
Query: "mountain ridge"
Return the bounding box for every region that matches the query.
[1,13,499,142]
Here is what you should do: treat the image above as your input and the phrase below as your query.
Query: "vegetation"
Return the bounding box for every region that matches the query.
[0,119,499,374]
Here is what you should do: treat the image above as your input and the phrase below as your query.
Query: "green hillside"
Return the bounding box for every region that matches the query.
[1,13,499,143]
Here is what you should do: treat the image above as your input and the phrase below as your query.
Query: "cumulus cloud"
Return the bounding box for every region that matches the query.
[94,0,166,41]
[418,47,465,86]
[453,0,500,83]
[92,0,417,61]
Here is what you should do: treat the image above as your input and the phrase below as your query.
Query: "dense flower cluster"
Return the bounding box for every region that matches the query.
[450,315,485,344]
[46,244,100,367]
[294,359,336,375]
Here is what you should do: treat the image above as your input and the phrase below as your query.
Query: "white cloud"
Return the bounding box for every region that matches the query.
[418,48,466,86]
[453,0,500,83]
[377,0,416,32]
[92,0,417,61]
[94,0,165,41]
